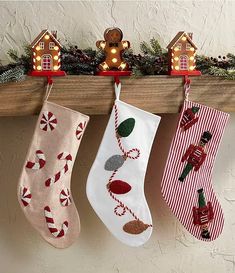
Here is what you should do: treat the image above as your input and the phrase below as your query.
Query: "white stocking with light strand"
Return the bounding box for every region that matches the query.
[86,83,161,247]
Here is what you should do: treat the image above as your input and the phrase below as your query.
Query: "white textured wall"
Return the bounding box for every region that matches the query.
[0,1,235,64]
[0,1,235,273]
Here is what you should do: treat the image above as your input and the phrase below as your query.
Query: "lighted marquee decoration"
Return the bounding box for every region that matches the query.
[167,31,201,76]
[96,27,131,76]
[29,29,65,77]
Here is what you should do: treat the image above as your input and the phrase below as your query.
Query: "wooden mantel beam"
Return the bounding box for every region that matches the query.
[0,75,234,116]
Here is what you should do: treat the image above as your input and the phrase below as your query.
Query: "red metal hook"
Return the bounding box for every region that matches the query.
[114,76,120,85]
[47,76,53,85]
[184,75,191,85]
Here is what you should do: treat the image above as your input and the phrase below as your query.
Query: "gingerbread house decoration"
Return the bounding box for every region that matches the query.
[167,31,201,76]
[30,29,65,76]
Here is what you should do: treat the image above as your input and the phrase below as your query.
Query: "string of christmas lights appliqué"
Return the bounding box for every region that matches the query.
[104,104,152,235]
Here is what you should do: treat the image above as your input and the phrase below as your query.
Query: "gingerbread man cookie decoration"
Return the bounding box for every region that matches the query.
[96,27,130,71]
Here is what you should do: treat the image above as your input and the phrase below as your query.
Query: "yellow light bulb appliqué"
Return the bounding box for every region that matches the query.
[175,66,179,70]
[36,46,40,51]
[190,47,195,52]
[112,58,118,63]
[54,46,59,51]
[190,56,194,61]
[182,36,187,41]
[54,56,59,60]
[174,47,179,51]
[36,56,41,61]
[54,65,59,70]
[174,57,179,61]
[189,66,194,70]
[45,35,50,40]
[111,49,117,54]
[37,65,42,70]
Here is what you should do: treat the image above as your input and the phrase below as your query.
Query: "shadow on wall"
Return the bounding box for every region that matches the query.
[145,114,180,241]
[0,114,178,256]
[0,116,37,261]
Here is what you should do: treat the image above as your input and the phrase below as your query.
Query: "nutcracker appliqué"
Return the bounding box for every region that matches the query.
[179,131,212,182]
[193,188,214,239]
[180,106,200,131]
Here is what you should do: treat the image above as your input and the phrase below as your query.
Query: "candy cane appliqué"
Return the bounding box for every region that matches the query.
[26,150,46,170]
[45,152,72,187]
[76,121,87,140]
[40,111,57,132]
[44,206,68,238]
[20,186,32,207]
[60,189,72,207]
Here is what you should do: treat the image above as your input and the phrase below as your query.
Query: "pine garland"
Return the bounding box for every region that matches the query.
[0,66,25,83]
[61,46,104,75]
[123,38,168,75]
[0,39,235,82]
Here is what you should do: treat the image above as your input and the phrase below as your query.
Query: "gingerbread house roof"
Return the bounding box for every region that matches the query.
[31,29,62,48]
[167,31,197,50]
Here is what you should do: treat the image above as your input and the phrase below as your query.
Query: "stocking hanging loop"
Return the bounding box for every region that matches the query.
[184,76,191,101]
[44,82,54,102]
[114,82,122,101]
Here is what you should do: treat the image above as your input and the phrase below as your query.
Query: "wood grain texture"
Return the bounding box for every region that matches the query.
[0,75,234,116]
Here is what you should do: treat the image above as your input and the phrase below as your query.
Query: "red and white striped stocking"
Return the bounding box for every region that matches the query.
[87,84,161,246]
[18,95,89,248]
[161,97,229,241]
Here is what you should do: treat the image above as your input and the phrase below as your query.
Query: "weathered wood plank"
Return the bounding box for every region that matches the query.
[0,75,234,116]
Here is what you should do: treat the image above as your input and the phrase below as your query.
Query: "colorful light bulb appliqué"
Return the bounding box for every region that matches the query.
[104,104,152,235]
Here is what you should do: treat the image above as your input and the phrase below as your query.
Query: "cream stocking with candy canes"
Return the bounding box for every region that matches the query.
[87,83,160,246]
[161,83,229,241]
[18,84,89,248]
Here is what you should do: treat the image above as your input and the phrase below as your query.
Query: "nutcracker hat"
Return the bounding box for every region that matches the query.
[192,106,200,114]
[200,131,212,144]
